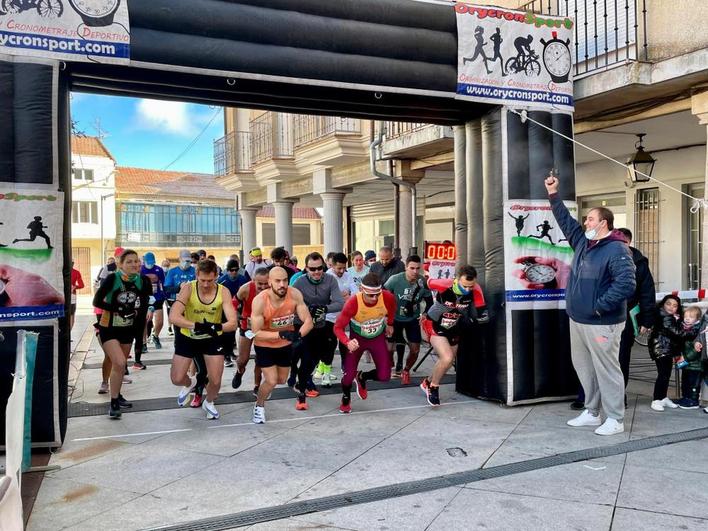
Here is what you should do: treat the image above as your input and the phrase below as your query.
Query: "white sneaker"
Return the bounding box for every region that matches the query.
[202,399,219,420]
[594,418,624,436]
[567,410,602,427]
[313,369,323,381]
[122,376,132,384]
[650,400,665,412]
[661,397,679,409]
[252,404,266,424]
[177,374,197,407]
[321,373,331,387]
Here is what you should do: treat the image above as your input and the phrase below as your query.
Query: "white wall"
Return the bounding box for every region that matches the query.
[576,145,705,290]
[71,153,116,239]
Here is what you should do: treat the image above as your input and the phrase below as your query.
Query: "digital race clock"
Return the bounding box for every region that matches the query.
[424,241,456,261]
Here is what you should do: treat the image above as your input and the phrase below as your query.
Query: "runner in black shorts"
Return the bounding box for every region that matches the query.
[169,259,238,420]
[92,249,152,418]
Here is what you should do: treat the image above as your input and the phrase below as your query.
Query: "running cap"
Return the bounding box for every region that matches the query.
[113,247,125,258]
[250,247,263,257]
[143,252,156,267]
[178,249,191,261]
[360,281,382,295]
[364,250,376,261]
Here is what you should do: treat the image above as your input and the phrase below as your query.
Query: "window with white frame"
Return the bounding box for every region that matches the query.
[72,201,99,224]
[72,168,94,181]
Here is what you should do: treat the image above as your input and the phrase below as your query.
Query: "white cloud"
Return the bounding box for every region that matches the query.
[135,99,203,136]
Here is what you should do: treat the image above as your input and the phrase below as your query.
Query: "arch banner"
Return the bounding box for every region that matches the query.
[455,3,574,111]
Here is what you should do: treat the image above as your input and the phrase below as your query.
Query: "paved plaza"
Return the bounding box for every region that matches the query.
[21,308,708,530]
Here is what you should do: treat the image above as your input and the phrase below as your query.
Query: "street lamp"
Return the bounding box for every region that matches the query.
[626,134,656,183]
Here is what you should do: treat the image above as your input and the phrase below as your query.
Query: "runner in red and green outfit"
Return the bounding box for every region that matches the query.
[333,272,397,414]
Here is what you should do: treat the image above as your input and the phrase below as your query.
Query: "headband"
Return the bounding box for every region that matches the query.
[360,282,382,295]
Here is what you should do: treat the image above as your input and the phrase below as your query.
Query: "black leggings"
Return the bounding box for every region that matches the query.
[317,322,338,366]
[193,352,208,395]
[653,356,674,400]
[681,369,702,401]
[296,325,336,393]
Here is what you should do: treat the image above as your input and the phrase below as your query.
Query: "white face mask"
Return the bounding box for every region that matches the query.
[584,228,598,240]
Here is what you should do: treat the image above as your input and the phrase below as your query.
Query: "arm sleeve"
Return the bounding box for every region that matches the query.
[334,297,358,343]
[549,193,585,250]
[326,277,345,314]
[75,272,85,290]
[92,274,114,311]
[163,269,177,294]
[383,290,397,325]
[596,248,637,313]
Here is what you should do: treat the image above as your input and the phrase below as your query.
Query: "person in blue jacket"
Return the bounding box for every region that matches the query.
[164,249,197,335]
[545,173,635,436]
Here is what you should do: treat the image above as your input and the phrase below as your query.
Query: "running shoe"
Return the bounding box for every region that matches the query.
[177,374,197,407]
[152,335,162,350]
[132,362,147,371]
[252,404,266,424]
[287,374,297,389]
[190,393,203,408]
[420,377,430,394]
[676,398,699,410]
[202,399,219,420]
[354,371,368,400]
[321,372,332,388]
[305,388,320,398]
[141,344,148,354]
[122,376,133,384]
[401,369,411,385]
[224,356,234,368]
[109,404,122,419]
[313,364,324,381]
[426,385,441,407]
[117,395,133,409]
[168,326,174,336]
[394,365,403,377]
[98,382,109,394]
[339,396,352,414]
[252,385,259,398]
[296,394,308,411]
[232,370,243,390]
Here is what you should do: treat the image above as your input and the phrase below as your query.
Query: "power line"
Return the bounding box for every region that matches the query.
[162,108,222,171]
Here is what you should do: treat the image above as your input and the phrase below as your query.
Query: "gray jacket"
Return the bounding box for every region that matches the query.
[293,273,344,327]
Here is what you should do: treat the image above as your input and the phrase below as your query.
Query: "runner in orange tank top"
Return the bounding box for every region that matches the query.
[249,266,313,423]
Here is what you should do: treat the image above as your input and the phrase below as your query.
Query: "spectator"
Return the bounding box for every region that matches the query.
[244,247,271,280]
[370,246,405,287]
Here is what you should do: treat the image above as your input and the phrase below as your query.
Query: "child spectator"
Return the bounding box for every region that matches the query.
[675,306,703,409]
[648,295,698,411]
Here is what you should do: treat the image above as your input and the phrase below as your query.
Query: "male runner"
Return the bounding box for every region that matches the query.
[217,258,248,367]
[231,267,270,395]
[334,273,397,414]
[315,252,357,386]
[165,250,196,336]
[384,255,433,384]
[250,267,313,422]
[292,252,344,409]
[140,251,166,355]
[244,247,271,280]
[420,265,488,406]
[169,259,237,420]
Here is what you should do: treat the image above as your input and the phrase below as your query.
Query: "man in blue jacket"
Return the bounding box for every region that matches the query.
[545,174,635,436]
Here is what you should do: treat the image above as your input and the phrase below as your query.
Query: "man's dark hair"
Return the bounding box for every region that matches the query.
[591,207,615,230]
[379,246,393,254]
[617,227,632,243]
[457,264,478,281]
[207,254,216,261]
[305,252,325,266]
[197,259,218,275]
[271,246,288,262]
[253,266,269,278]
[326,252,337,261]
[332,252,348,265]
[190,252,200,262]
[406,254,422,265]
[361,272,381,287]
[198,249,207,257]
[226,259,239,271]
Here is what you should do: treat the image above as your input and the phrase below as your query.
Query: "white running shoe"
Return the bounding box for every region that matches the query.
[567,409,602,427]
[661,397,679,409]
[177,374,197,407]
[252,404,266,424]
[202,399,219,420]
[321,372,331,387]
[313,369,323,381]
[594,418,624,436]
[650,400,665,412]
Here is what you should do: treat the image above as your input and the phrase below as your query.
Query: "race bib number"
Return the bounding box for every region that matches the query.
[440,312,459,330]
[359,318,385,338]
[271,314,295,329]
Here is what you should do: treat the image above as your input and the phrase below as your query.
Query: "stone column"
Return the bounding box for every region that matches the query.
[691,92,708,287]
[273,200,295,252]
[239,207,258,253]
[398,185,413,256]
[453,125,467,266]
[321,192,346,255]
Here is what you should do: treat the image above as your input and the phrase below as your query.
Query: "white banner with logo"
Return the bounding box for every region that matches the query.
[0,0,129,63]
[0,190,65,321]
[455,3,574,111]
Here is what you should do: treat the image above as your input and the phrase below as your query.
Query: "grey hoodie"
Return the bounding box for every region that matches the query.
[293,273,344,328]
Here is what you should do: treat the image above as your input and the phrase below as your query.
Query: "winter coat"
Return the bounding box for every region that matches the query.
[682,321,703,371]
[648,308,698,361]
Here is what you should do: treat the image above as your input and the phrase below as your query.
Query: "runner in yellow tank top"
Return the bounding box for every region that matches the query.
[169,259,237,420]
[249,266,313,424]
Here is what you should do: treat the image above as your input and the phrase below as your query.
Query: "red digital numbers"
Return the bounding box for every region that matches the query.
[425,241,456,261]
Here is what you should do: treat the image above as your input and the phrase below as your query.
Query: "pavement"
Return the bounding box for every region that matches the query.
[22,302,708,530]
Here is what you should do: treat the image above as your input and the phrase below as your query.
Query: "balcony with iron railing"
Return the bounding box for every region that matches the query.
[293,115,361,148]
[214,130,251,176]
[381,121,453,160]
[519,0,649,78]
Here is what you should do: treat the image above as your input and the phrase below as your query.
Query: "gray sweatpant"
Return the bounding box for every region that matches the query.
[569,319,625,422]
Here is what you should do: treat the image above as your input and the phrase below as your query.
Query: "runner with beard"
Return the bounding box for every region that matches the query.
[292,252,344,410]
[169,259,237,420]
[250,267,313,423]
[334,273,396,413]
[231,267,270,395]
[92,249,152,418]
[420,265,488,406]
